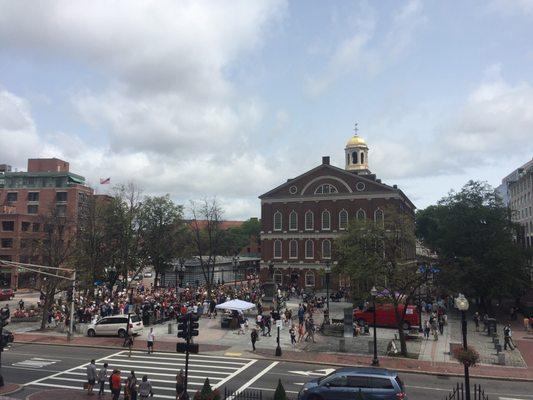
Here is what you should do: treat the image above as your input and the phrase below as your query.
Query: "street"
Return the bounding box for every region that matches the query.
[0,343,531,400]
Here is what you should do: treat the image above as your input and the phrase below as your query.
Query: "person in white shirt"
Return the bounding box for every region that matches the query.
[147,327,155,354]
[139,375,153,399]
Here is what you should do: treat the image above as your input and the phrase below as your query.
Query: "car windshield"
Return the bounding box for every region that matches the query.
[131,315,141,323]
[317,371,336,384]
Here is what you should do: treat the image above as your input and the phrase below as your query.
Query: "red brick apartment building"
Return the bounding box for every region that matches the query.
[0,158,93,288]
[259,133,415,290]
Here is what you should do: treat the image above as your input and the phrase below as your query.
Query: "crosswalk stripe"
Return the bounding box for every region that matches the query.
[128,350,253,361]
[99,358,240,369]
[64,371,223,381]
[28,382,177,399]
[93,361,231,374]
[114,353,248,365]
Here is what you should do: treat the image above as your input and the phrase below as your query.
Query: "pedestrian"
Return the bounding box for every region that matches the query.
[438,315,445,335]
[18,299,24,310]
[238,314,245,335]
[297,322,305,343]
[147,327,155,354]
[289,325,296,347]
[139,375,153,400]
[423,320,430,340]
[503,323,515,350]
[126,333,134,358]
[97,362,108,396]
[524,316,530,332]
[482,313,489,332]
[125,370,138,400]
[250,328,258,351]
[473,312,480,332]
[110,369,122,400]
[175,369,185,400]
[265,315,272,337]
[86,359,97,395]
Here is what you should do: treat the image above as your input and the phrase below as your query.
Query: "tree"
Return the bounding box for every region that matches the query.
[416,180,529,310]
[335,205,420,356]
[189,199,225,297]
[273,379,287,400]
[138,194,185,286]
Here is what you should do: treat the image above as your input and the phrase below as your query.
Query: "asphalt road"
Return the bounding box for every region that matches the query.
[0,343,531,400]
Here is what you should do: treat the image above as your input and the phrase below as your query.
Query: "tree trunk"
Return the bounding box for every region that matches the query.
[40,283,57,330]
[397,326,408,356]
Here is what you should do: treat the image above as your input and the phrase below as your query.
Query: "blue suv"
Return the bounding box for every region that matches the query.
[298,367,407,400]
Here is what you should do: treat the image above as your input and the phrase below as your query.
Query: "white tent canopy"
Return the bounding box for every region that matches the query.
[215,299,256,312]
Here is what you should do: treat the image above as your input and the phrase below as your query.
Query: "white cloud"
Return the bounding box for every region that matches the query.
[489,0,533,17]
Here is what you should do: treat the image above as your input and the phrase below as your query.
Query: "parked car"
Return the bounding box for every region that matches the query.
[87,315,143,338]
[354,303,419,330]
[298,367,407,400]
[0,289,15,301]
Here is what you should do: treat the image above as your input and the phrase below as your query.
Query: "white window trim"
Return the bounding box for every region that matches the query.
[305,239,314,259]
[314,183,339,195]
[289,210,298,231]
[289,239,298,259]
[273,271,283,285]
[322,239,332,259]
[322,210,331,231]
[305,272,315,287]
[305,211,314,231]
[273,239,282,259]
[339,209,348,230]
[356,208,366,221]
[273,211,282,231]
[374,208,384,224]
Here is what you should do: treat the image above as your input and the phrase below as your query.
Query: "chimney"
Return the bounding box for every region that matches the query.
[393,184,398,189]
[322,156,330,165]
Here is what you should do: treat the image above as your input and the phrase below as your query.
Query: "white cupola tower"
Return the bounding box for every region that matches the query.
[345,125,370,174]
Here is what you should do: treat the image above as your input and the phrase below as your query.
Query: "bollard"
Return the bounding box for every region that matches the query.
[168,323,173,334]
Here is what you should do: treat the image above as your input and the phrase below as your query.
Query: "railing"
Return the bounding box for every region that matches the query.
[444,383,488,400]
[224,387,263,400]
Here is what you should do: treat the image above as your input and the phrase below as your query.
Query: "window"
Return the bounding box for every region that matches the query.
[289,210,298,231]
[273,211,282,231]
[56,192,68,202]
[328,375,348,387]
[1,238,13,248]
[352,151,358,164]
[27,192,39,202]
[32,223,40,232]
[346,153,350,165]
[356,182,366,191]
[289,240,298,259]
[370,378,394,389]
[322,210,331,230]
[339,210,348,230]
[273,271,282,285]
[374,209,384,225]
[322,240,331,259]
[305,211,314,230]
[27,205,38,214]
[315,184,338,195]
[305,240,314,259]
[21,222,30,232]
[6,192,17,202]
[360,152,365,164]
[356,209,366,221]
[1,221,15,231]
[305,271,315,287]
[273,240,282,259]
[56,204,67,216]
[347,376,372,389]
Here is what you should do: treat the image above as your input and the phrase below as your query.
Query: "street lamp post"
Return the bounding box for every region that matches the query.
[233,256,240,289]
[325,262,331,312]
[371,285,379,366]
[455,294,470,400]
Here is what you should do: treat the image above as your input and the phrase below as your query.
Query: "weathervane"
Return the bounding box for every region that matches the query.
[353,122,359,135]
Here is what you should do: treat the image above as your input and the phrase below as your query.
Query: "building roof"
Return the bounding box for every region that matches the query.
[187,220,245,230]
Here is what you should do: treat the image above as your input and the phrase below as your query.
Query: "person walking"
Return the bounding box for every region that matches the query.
[504,323,515,350]
[175,369,185,400]
[86,359,97,395]
[473,312,480,332]
[438,314,445,335]
[423,320,430,340]
[110,369,122,400]
[97,362,108,396]
[250,328,258,351]
[125,370,138,400]
[147,328,155,354]
[139,375,153,400]
[289,325,296,347]
[297,322,305,343]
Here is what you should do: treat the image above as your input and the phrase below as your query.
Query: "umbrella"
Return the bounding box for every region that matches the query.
[215,299,256,312]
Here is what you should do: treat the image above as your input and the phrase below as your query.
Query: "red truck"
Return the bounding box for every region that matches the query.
[354,303,420,330]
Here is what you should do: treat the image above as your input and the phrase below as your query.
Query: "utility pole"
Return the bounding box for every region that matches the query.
[177,312,199,397]
[68,270,76,341]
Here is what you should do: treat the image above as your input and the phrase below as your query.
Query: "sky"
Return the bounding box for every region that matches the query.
[1,0,532,220]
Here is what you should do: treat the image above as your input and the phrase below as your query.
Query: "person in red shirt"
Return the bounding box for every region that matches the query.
[110,369,122,400]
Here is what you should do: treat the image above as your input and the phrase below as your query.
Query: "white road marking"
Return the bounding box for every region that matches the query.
[213,359,257,389]
[13,357,60,368]
[288,368,335,377]
[226,362,279,400]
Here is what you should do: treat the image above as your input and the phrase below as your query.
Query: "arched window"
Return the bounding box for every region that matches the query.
[273,211,282,231]
[314,184,338,194]
[289,239,298,259]
[273,240,282,259]
[322,210,331,230]
[374,209,384,226]
[305,211,314,230]
[339,210,348,230]
[356,209,366,221]
[289,210,298,231]
[352,151,358,164]
[322,240,331,259]
[346,153,350,165]
[305,271,315,287]
[273,271,283,285]
[305,240,314,259]
[361,152,365,164]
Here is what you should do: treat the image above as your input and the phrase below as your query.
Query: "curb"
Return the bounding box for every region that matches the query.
[15,340,533,383]
[0,383,23,396]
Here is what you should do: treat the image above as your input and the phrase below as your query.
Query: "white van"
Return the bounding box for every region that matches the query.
[87,315,144,337]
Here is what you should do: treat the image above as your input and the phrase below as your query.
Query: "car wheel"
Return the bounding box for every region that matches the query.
[118,329,126,338]
[402,321,411,331]
[87,329,96,337]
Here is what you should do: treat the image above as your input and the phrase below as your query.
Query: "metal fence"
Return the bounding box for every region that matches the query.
[444,383,488,400]
[223,387,263,400]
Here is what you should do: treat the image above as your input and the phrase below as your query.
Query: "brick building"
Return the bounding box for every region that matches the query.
[259,133,415,290]
[0,158,93,288]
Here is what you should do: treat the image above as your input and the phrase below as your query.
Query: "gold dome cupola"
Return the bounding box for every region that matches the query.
[345,124,370,174]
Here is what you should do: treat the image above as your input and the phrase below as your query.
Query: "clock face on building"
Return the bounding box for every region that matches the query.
[356,182,365,191]
[289,185,298,194]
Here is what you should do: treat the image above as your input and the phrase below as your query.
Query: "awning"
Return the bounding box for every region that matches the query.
[215,299,256,312]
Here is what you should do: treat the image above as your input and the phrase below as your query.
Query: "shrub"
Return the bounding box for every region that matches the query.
[273,379,287,400]
[193,378,220,400]
[452,346,480,367]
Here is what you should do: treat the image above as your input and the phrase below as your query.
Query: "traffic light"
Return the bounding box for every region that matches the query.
[177,314,189,339]
[189,314,199,337]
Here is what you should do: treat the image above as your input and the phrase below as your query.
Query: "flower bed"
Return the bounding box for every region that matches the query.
[11,309,41,322]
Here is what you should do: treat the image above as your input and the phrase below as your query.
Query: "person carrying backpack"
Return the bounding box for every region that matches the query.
[97,362,108,395]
